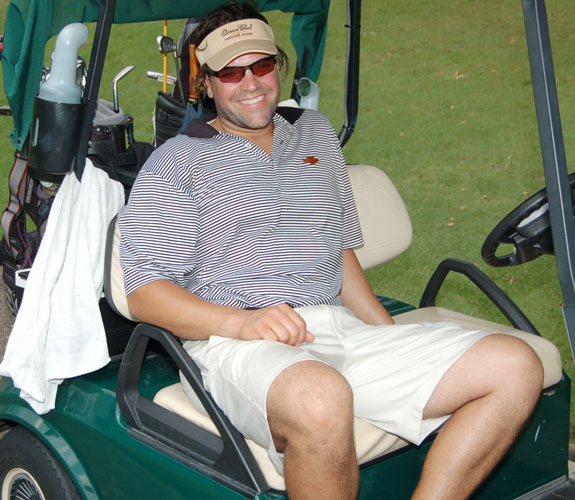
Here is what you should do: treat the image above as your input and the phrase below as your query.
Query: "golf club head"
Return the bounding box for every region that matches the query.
[76,56,87,90]
[157,35,177,54]
[112,65,135,112]
[146,70,177,85]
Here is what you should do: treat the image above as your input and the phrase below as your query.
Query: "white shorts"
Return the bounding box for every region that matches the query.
[182,305,492,473]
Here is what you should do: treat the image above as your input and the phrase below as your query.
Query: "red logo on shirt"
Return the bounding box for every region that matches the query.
[304,156,319,165]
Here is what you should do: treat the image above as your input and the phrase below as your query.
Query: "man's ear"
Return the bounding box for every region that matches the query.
[204,76,214,99]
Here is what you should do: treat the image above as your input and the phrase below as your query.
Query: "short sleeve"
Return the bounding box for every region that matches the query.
[118,166,200,295]
[326,124,363,250]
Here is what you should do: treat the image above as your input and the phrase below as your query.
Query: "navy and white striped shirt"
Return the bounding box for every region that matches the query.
[118,107,363,309]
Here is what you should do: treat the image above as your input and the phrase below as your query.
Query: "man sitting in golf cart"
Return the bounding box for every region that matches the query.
[118,2,544,498]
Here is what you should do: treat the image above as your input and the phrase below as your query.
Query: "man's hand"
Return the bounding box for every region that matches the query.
[237,304,314,346]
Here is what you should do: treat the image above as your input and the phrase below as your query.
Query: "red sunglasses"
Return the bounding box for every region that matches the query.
[208,55,277,83]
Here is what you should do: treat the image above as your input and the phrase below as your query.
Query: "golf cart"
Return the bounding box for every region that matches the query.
[0,0,574,498]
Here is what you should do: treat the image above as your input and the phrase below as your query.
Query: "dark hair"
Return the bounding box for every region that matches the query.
[191,1,288,94]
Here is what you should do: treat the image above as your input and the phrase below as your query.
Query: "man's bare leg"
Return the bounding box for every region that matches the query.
[267,361,359,500]
[412,334,544,500]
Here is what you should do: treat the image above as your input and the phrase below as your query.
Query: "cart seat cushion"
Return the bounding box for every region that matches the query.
[394,307,563,389]
[153,382,409,491]
[153,305,563,491]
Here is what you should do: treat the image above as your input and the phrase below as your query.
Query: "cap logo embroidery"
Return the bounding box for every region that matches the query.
[222,23,253,37]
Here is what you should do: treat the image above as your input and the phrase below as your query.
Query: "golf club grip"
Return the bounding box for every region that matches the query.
[189,44,200,101]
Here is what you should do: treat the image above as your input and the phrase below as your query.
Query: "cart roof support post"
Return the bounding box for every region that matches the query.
[522,0,575,362]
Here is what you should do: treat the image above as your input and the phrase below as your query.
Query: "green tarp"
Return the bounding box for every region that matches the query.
[2,0,330,149]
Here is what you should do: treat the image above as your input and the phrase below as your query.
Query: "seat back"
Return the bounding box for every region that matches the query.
[348,164,412,270]
[104,215,136,321]
[103,164,412,321]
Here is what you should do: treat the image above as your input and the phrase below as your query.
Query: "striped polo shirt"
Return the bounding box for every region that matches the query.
[118,107,363,309]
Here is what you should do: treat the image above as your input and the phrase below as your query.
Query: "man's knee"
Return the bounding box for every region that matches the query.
[469,334,544,418]
[425,334,544,419]
[267,361,354,447]
[490,334,544,393]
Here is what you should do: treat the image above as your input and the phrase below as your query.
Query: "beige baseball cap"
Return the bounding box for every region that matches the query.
[195,18,278,71]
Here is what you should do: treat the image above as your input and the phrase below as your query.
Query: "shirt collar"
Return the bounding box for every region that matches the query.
[181,106,305,139]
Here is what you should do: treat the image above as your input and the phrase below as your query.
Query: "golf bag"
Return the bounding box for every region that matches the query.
[0,98,153,318]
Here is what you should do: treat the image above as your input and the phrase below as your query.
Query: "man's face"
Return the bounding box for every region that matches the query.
[204,52,281,133]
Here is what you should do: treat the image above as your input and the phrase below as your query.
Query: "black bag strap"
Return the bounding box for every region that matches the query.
[1,146,32,265]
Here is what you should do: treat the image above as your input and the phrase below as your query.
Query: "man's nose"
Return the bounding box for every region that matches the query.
[240,68,259,88]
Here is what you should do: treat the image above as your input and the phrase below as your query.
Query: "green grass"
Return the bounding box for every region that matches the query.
[1,0,575,433]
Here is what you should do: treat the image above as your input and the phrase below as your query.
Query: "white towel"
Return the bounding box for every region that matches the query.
[0,160,125,414]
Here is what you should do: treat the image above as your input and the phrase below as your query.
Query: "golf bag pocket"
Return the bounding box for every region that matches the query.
[155,91,186,147]
[28,96,83,182]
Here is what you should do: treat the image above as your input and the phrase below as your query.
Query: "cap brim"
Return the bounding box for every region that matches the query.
[208,40,278,71]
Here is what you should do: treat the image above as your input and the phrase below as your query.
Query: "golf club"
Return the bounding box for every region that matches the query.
[157,35,185,103]
[112,65,135,112]
[146,70,177,85]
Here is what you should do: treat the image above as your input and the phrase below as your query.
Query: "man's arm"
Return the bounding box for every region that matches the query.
[127,280,314,345]
[340,248,394,325]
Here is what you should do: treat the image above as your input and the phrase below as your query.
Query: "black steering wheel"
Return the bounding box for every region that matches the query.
[481,173,575,267]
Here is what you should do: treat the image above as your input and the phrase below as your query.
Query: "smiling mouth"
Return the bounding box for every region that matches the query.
[240,95,265,105]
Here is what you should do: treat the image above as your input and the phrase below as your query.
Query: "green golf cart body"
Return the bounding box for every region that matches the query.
[1,0,575,498]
